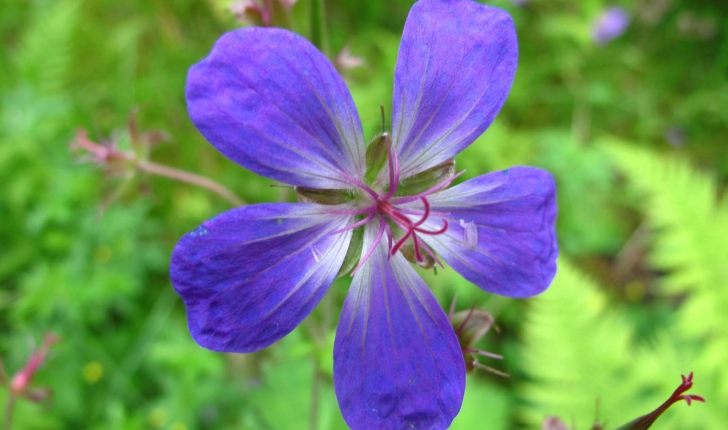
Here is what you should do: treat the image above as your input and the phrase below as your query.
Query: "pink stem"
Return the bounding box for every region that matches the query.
[329,211,375,235]
[137,160,244,206]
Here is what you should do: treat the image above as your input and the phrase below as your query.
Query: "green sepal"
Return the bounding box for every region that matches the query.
[336,226,364,278]
[397,159,456,196]
[449,308,494,351]
[449,307,497,374]
[364,132,390,184]
[294,187,350,205]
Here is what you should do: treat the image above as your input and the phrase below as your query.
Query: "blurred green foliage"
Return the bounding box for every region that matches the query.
[1,0,726,429]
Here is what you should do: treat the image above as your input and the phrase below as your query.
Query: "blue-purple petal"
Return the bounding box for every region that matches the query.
[187,28,366,188]
[170,203,353,352]
[391,0,518,178]
[422,166,558,298]
[334,222,465,430]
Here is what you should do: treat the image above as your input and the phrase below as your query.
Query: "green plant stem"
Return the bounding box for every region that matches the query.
[310,0,328,53]
[3,395,15,430]
[136,160,244,206]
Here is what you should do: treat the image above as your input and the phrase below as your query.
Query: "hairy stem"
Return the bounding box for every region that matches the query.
[136,160,244,206]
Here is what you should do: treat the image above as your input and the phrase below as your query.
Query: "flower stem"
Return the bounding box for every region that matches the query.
[136,160,244,206]
[310,0,328,53]
[3,395,15,430]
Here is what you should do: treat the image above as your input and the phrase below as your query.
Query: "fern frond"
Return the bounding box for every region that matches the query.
[15,0,81,94]
[601,141,728,427]
[518,259,660,428]
[603,142,728,377]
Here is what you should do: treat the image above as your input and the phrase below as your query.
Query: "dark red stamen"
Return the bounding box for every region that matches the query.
[412,235,424,262]
[380,195,449,260]
[390,229,413,256]
[414,197,430,227]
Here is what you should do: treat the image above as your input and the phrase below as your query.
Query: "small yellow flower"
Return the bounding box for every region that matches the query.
[82,361,103,384]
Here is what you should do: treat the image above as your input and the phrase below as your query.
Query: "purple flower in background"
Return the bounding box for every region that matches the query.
[171,0,558,428]
[593,6,631,45]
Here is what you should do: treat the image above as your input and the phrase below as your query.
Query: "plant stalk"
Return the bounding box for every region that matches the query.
[136,160,244,206]
[3,395,15,430]
[310,0,328,53]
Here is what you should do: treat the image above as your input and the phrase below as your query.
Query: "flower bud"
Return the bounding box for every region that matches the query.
[447,298,507,376]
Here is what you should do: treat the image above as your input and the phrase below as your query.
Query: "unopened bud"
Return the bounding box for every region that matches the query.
[447,297,507,376]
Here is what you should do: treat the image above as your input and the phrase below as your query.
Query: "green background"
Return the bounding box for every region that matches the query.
[1,0,726,428]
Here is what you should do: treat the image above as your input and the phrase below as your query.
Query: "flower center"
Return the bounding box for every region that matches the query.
[332,136,464,275]
[375,197,448,263]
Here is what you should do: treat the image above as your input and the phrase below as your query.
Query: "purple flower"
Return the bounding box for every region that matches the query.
[593,6,631,45]
[171,0,558,428]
